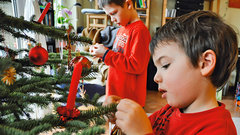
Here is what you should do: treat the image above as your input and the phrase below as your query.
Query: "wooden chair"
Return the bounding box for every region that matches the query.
[83,0,111,29]
[86,13,109,28]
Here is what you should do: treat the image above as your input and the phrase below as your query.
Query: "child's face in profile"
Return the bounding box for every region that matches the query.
[103,3,131,26]
[152,41,203,108]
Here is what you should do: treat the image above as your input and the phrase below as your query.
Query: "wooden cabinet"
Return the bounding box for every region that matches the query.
[161,0,220,26]
[135,0,151,29]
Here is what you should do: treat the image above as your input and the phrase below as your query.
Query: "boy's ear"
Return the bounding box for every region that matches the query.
[125,0,133,9]
[199,50,216,77]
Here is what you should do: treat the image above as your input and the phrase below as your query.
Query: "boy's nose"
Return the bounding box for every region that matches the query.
[154,71,162,84]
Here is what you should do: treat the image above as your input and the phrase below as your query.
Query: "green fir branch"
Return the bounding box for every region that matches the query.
[91,93,101,104]
[65,120,88,129]
[0,57,13,74]
[1,25,36,43]
[14,79,57,93]
[48,51,92,60]
[0,104,18,111]
[78,126,105,135]
[0,45,18,58]
[56,93,102,107]
[0,9,92,44]
[53,131,72,135]
[7,114,62,131]
[0,45,29,59]
[47,59,67,65]
[77,104,117,121]
[28,123,52,135]
[0,125,26,135]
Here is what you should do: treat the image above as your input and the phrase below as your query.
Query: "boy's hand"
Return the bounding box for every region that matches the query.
[103,95,122,124]
[115,99,153,135]
[89,43,108,57]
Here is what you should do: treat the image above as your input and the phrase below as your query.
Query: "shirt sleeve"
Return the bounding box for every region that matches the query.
[104,28,151,74]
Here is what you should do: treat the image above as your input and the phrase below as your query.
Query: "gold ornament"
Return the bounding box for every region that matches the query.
[1,67,16,85]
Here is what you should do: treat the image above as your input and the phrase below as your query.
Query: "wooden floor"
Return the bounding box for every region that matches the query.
[144,90,240,117]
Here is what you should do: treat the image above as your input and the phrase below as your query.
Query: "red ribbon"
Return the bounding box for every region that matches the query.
[38,3,51,23]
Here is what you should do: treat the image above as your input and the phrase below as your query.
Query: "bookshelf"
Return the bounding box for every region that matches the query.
[135,0,151,29]
[161,0,220,26]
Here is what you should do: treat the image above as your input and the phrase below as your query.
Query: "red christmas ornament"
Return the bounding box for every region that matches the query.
[29,43,48,65]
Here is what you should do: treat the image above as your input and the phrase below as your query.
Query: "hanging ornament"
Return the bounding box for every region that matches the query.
[66,25,73,68]
[27,39,32,49]
[79,81,86,99]
[29,43,48,65]
[1,67,16,85]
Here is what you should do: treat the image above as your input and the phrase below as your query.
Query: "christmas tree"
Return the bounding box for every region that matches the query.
[0,1,116,134]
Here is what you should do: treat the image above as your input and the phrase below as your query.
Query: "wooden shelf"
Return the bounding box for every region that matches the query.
[139,15,147,18]
[136,0,151,29]
[161,0,220,26]
[136,8,148,10]
[166,17,173,20]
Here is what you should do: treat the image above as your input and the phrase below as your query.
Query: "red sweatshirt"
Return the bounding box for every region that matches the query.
[103,20,151,107]
[149,102,237,135]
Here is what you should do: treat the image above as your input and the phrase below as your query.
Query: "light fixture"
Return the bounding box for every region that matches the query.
[70,2,82,11]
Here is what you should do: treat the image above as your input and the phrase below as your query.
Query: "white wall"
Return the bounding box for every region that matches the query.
[0,2,15,49]
[218,0,240,46]
[64,0,94,30]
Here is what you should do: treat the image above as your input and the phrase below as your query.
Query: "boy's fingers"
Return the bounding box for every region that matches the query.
[103,115,116,124]
[117,99,134,112]
[103,96,121,106]
[115,119,125,133]
[115,110,127,121]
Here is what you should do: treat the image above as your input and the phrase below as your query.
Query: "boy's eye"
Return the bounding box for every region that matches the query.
[110,10,117,15]
[162,63,170,69]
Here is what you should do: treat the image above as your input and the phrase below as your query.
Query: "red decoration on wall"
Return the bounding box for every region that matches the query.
[229,0,240,8]
[29,44,48,65]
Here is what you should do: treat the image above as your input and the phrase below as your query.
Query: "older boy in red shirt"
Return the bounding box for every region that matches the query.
[90,0,150,107]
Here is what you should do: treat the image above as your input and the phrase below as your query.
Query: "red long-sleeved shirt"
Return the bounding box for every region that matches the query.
[104,20,151,107]
[149,102,237,135]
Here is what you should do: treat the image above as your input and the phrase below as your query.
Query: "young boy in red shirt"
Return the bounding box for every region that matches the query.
[89,0,151,107]
[105,11,238,134]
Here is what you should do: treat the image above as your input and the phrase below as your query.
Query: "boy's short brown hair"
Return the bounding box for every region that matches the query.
[150,11,238,88]
[98,0,136,8]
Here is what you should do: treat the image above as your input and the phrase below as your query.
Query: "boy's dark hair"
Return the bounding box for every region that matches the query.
[150,11,238,88]
[98,0,136,8]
